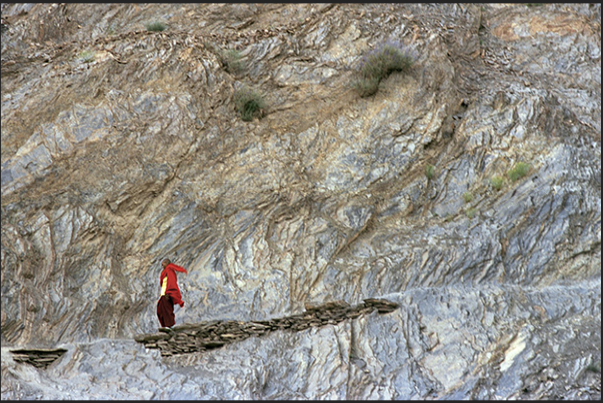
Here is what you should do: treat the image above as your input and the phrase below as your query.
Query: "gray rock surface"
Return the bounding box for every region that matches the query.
[1,3,600,399]
[1,280,599,399]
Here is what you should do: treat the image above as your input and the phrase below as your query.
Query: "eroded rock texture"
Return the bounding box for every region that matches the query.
[1,3,600,400]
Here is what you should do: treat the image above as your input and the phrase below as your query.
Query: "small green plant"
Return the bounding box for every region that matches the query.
[507,162,531,182]
[491,176,504,191]
[353,41,415,97]
[78,50,95,63]
[220,48,245,75]
[425,164,436,180]
[353,76,381,98]
[465,207,477,219]
[586,362,601,373]
[463,191,473,203]
[233,85,266,121]
[145,21,167,32]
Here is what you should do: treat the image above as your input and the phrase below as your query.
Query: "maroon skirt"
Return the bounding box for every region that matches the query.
[157,295,175,328]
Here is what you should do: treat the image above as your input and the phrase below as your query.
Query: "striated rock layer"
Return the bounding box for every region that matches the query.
[1,3,601,399]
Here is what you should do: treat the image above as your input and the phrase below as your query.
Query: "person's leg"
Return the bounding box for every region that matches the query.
[165,296,175,327]
[157,296,175,327]
[157,298,166,327]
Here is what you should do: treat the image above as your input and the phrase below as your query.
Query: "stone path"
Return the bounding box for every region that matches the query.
[134,298,398,357]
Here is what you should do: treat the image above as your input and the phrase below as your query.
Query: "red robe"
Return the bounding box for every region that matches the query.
[160,263,188,307]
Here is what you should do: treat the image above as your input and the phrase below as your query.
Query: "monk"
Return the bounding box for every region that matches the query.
[157,258,188,328]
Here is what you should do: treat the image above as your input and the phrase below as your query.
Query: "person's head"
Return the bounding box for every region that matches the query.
[161,258,171,268]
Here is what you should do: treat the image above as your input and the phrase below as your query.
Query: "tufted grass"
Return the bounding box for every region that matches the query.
[508,162,531,182]
[353,41,415,97]
[465,207,477,219]
[78,50,95,63]
[233,86,266,121]
[463,191,473,203]
[491,176,504,191]
[220,48,245,75]
[353,76,381,98]
[425,164,436,180]
[145,21,167,32]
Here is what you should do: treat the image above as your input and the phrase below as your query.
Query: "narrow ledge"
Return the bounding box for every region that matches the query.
[135,298,399,356]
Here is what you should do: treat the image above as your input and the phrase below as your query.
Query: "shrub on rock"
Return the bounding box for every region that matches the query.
[234,85,265,121]
[353,41,416,97]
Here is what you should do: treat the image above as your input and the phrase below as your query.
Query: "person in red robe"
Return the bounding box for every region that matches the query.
[157,258,188,328]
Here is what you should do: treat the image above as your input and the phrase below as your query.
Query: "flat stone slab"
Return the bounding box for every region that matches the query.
[10,348,68,369]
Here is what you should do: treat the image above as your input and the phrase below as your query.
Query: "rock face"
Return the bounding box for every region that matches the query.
[1,3,600,400]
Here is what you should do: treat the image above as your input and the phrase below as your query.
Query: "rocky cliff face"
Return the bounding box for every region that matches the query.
[1,3,600,399]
